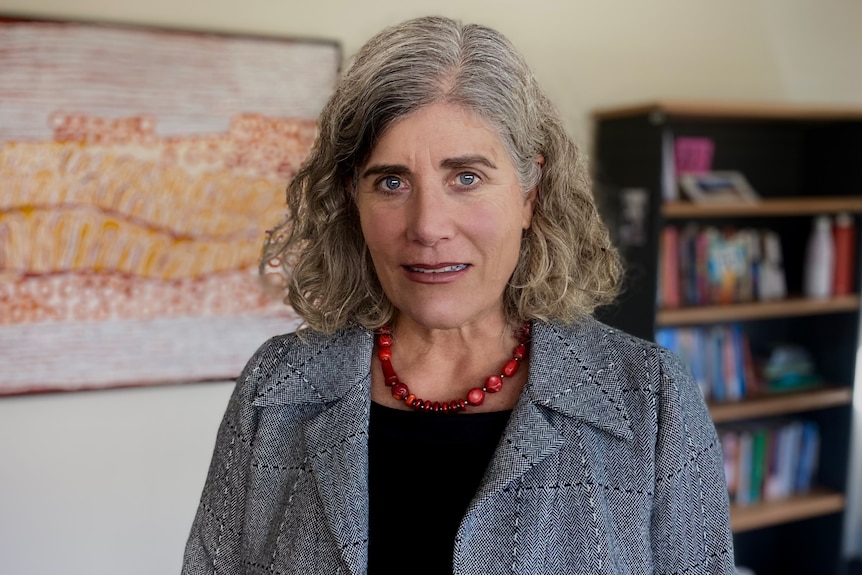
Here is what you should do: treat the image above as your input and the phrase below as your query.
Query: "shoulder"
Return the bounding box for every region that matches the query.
[526,318,658,440]
[530,317,699,436]
[236,324,374,407]
[548,318,715,443]
[534,316,671,381]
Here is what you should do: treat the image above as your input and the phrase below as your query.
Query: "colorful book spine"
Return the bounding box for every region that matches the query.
[660,225,681,308]
[718,420,820,506]
[654,323,761,403]
[658,224,790,307]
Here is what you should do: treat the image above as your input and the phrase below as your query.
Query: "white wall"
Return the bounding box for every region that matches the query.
[0,1,861,573]
[5,0,862,147]
[0,382,233,575]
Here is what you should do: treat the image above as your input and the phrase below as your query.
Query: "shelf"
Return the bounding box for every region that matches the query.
[730,489,845,533]
[662,197,862,219]
[709,387,853,424]
[656,295,860,326]
[593,100,862,121]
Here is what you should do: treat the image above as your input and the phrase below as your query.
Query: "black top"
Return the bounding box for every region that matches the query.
[367,400,512,575]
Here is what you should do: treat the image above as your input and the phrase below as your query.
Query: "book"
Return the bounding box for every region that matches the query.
[750,429,768,503]
[722,325,742,401]
[796,422,820,493]
[678,224,698,306]
[660,226,681,308]
[783,422,803,498]
[721,430,739,500]
[692,329,710,400]
[736,430,753,505]
[711,326,727,403]
[763,426,782,501]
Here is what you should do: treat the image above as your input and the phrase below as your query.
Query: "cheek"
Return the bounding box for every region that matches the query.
[359,207,398,258]
[472,205,524,260]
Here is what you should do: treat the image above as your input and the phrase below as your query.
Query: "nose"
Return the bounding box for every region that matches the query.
[405,183,454,246]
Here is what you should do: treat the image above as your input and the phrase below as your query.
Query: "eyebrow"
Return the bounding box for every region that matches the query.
[440,155,497,170]
[360,155,498,179]
[360,164,411,179]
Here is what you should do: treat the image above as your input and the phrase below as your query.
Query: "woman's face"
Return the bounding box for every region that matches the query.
[356,103,537,331]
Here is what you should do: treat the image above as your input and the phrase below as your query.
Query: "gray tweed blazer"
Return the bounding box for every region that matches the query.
[182,318,735,575]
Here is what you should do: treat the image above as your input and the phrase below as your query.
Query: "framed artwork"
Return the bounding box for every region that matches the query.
[679,171,760,204]
[0,18,340,395]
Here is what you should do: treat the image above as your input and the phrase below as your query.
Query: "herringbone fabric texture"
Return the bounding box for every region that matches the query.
[182,318,735,575]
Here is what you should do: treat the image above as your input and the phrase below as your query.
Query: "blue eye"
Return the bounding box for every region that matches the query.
[383,176,402,191]
[458,173,477,186]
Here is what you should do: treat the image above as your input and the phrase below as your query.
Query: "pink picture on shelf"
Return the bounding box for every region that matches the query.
[675,136,715,175]
[0,19,340,396]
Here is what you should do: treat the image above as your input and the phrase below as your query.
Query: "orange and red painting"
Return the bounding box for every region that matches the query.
[0,20,339,395]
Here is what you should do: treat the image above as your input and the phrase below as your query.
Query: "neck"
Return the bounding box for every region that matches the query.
[371,315,531,413]
[390,313,514,359]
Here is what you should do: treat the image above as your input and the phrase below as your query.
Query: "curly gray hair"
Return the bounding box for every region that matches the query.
[262,16,621,333]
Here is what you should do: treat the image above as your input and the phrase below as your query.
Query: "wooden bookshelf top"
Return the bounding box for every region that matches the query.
[662,197,862,219]
[709,387,853,424]
[593,100,862,121]
[730,489,845,532]
[656,295,860,326]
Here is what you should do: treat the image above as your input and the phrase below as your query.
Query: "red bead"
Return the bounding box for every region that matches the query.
[391,382,409,399]
[377,334,392,347]
[405,394,416,406]
[432,401,441,412]
[502,358,519,378]
[412,397,425,410]
[381,361,398,384]
[423,399,433,411]
[466,388,485,406]
[513,345,526,360]
[441,403,450,413]
[485,375,503,393]
[377,348,392,361]
[457,399,467,410]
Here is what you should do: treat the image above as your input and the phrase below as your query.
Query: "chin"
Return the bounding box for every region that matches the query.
[394,301,503,331]
[397,309,465,331]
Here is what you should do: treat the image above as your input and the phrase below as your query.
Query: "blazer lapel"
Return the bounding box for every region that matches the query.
[252,326,374,575]
[302,381,370,575]
[468,398,565,515]
[465,319,633,517]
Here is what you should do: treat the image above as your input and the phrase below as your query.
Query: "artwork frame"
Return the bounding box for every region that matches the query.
[0,16,341,396]
[679,171,760,204]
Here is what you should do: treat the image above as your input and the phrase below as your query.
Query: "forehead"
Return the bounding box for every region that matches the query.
[364,103,511,165]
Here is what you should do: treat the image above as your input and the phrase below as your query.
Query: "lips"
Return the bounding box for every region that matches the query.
[404,263,469,274]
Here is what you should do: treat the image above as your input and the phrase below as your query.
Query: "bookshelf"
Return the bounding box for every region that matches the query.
[592,101,862,575]
[656,295,860,325]
[709,386,853,424]
[731,490,846,533]
[663,196,862,218]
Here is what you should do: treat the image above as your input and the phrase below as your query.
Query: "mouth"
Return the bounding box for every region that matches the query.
[404,264,468,274]
[404,263,470,274]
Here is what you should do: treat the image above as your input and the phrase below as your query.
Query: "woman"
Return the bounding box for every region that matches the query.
[183,16,734,575]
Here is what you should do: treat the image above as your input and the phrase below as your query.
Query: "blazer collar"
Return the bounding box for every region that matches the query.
[252,325,374,575]
[460,318,633,549]
[251,325,374,407]
[251,319,632,441]
[250,319,632,575]
[524,319,633,441]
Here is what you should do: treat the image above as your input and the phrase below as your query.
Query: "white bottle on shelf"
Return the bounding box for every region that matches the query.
[803,215,835,299]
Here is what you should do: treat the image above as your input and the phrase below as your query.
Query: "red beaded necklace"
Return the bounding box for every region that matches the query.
[374,322,531,413]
